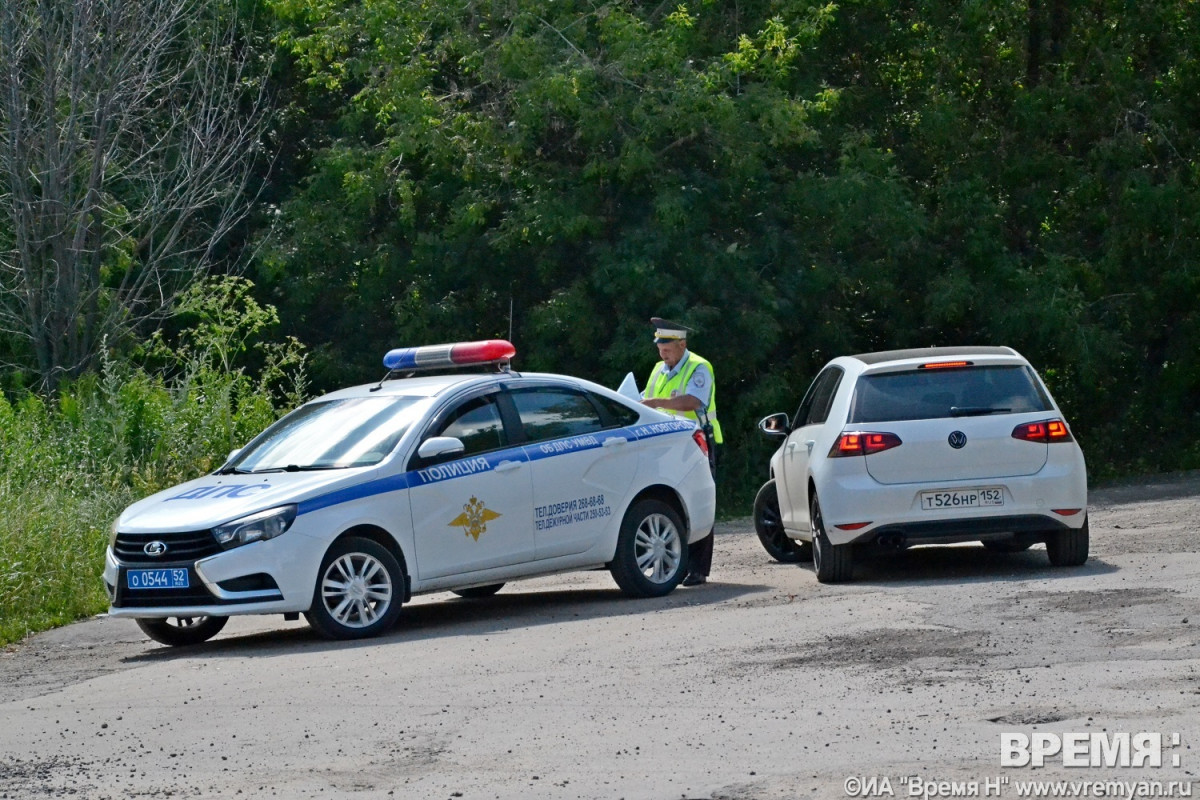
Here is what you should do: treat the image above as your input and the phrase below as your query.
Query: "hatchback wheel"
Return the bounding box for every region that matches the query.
[754,480,812,563]
[136,615,228,647]
[1046,517,1089,567]
[306,536,405,639]
[810,494,853,583]
[609,499,687,597]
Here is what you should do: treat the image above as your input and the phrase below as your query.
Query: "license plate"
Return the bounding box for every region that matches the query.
[920,487,1004,510]
[126,568,190,590]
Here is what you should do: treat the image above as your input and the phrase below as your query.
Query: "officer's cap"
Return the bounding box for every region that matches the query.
[651,317,691,344]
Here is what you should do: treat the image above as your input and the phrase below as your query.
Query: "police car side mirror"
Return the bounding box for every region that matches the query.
[758,413,790,438]
[417,436,466,460]
[226,448,242,463]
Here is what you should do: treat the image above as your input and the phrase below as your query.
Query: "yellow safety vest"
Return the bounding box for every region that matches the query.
[645,352,723,444]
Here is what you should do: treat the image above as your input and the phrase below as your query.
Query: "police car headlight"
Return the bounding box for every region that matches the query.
[109,518,119,550]
[212,505,297,549]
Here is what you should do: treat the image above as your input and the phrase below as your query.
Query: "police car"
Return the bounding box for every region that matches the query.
[104,340,716,646]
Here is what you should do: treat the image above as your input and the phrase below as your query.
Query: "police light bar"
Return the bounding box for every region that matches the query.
[382,340,516,372]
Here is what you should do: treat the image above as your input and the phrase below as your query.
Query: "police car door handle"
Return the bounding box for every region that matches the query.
[494,460,523,473]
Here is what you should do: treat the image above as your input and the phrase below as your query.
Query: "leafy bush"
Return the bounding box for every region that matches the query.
[0,278,306,645]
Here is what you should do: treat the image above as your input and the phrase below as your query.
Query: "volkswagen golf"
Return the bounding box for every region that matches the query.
[754,346,1088,582]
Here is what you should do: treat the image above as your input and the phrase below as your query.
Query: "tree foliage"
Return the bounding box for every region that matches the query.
[257,0,1200,499]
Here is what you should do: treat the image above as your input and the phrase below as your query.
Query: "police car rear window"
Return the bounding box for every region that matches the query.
[510,389,604,442]
[849,365,1051,423]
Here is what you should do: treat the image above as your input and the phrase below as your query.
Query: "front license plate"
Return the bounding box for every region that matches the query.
[126,568,190,590]
[920,487,1004,510]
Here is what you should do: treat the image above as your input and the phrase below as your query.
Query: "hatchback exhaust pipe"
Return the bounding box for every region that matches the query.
[877,532,908,549]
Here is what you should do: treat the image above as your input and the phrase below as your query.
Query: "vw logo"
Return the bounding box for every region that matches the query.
[948,431,968,449]
[143,540,168,557]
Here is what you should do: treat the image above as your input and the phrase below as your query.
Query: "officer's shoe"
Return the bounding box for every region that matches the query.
[681,573,707,587]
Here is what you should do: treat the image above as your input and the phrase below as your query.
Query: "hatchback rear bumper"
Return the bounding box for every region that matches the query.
[845,513,1073,547]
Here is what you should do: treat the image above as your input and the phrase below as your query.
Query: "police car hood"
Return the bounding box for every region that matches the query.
[117,470,368,533]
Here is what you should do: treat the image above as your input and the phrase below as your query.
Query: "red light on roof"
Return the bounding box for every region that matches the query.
[920,361,972,369]
[383,339,516,371]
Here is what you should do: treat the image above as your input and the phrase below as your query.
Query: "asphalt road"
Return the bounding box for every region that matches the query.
[2,473,1199,799]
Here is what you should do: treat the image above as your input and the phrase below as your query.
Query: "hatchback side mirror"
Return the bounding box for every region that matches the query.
[758,413,790,438]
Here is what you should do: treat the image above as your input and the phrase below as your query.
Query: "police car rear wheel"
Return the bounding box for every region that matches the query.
[609,499,686,598]
[306,537,405,640]
[136,615,228,647]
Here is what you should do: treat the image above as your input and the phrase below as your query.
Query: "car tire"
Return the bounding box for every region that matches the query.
[452,583,505,598]
[609,499,687,598]
[810,494,853,583]
[305,536,405,640]
[754,480,812,563]
[135,615,228,647]
[1045,517,1089,567]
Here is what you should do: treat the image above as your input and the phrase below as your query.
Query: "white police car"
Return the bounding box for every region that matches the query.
[755,346,1088,582]
[104,341,716,645]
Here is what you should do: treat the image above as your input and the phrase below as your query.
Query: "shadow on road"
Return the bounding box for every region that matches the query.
[846,544,1118,585]
[121,579,767,662]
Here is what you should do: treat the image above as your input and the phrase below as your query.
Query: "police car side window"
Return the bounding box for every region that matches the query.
[590,393,639,428]
[510,389,603,442]
[436,397,507,457]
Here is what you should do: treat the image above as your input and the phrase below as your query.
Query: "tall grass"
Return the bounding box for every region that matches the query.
[0,278,306,645]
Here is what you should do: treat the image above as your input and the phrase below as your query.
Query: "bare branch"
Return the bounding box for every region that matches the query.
[0,0,274,386]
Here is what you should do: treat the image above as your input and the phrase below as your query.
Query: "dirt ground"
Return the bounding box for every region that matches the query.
[2,473,1199,799]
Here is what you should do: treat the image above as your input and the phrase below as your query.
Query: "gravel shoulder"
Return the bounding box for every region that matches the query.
[3,473,1199,799]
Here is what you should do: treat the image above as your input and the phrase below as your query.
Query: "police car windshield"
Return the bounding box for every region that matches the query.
[231,396,428,472]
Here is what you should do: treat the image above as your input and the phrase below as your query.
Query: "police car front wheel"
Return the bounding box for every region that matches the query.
[136,615,228,647]
[609,499,687,598]
[306,536,405,640]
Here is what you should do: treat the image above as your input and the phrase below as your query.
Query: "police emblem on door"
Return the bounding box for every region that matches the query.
[449,496,501,541]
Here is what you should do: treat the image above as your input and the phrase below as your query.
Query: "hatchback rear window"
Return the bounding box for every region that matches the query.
[849,365,1051,423]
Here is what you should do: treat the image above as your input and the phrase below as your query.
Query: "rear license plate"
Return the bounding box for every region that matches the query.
[920,487,1004,510]
[126,568,190,590]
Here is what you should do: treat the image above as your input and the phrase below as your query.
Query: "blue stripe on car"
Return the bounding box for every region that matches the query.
[296,419,695,516]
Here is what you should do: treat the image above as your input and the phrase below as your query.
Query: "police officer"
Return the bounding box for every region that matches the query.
[641,317,722,586]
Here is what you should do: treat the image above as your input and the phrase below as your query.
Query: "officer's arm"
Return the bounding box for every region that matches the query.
[643,394,703,412]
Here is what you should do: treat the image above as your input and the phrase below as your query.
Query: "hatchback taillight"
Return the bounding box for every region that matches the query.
[829,431,903,457]
[1011,419,1074,443]
[692,430,710,458]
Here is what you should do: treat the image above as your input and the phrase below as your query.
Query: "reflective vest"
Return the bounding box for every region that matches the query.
[645,352,723,444]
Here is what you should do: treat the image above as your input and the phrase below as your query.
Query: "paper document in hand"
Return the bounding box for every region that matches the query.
[617,372,641,402]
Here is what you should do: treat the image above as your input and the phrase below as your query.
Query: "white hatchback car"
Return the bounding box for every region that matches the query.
[105,341,716,645]
[754,346,1088,582]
